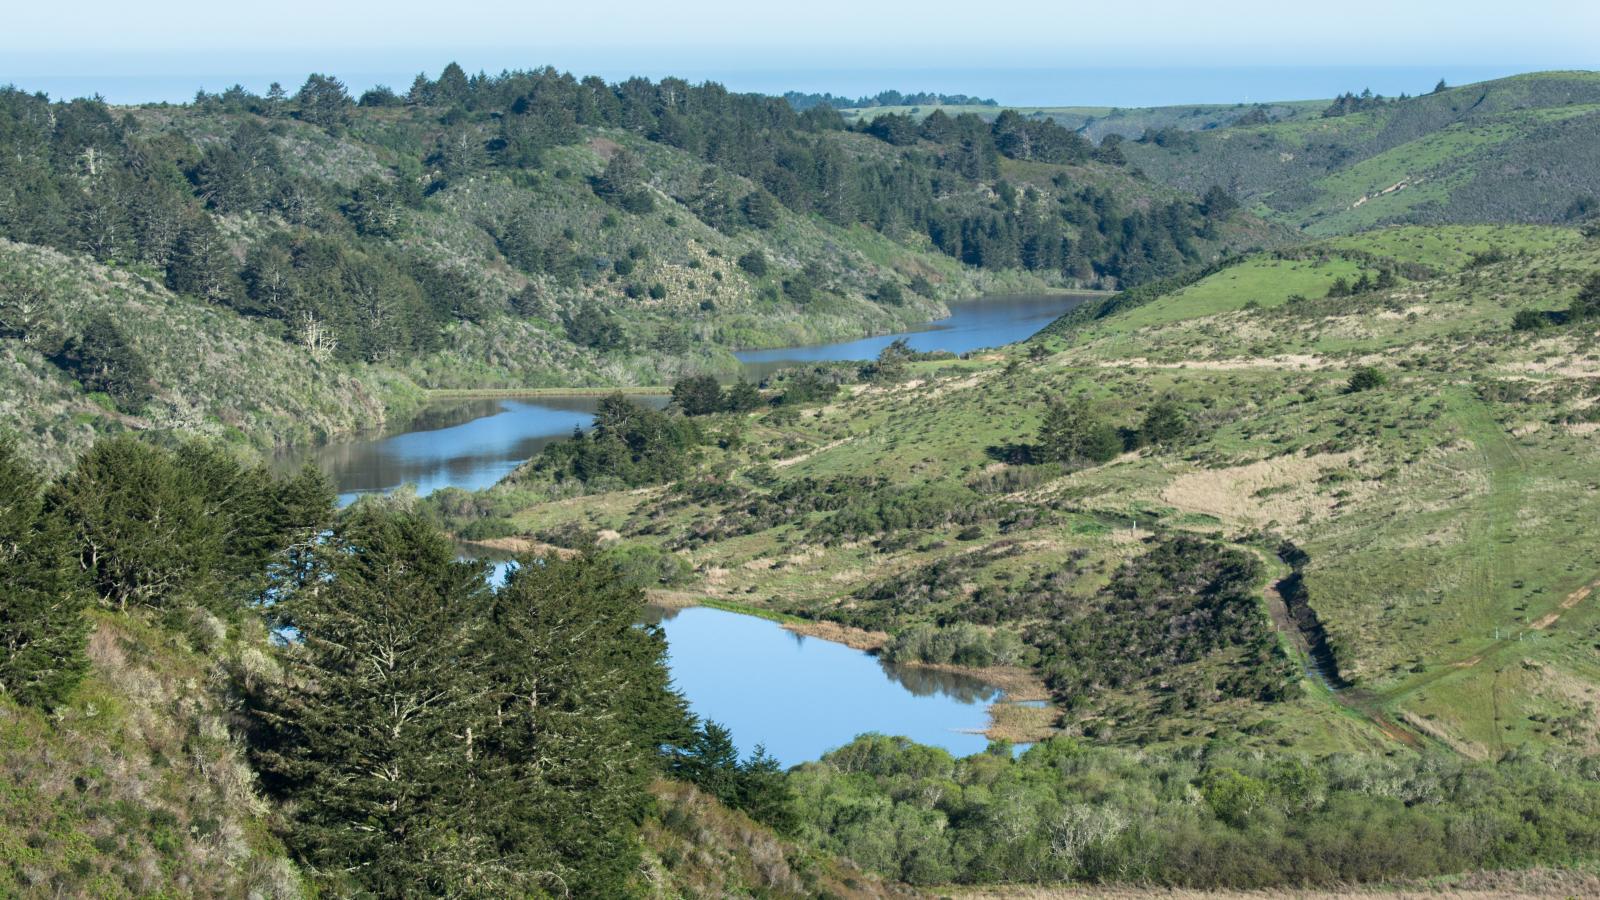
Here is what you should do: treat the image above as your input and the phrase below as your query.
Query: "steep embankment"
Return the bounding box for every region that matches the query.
[0,608,301,897]
[0,240,422,471]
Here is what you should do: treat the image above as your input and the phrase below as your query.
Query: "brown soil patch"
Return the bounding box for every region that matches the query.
[455,536,578,559]
[774,436,855,468]
[783,619,889,651]
[1160,451,1362,529]
[1399,711,1490,761]
[1529,580,1595,631]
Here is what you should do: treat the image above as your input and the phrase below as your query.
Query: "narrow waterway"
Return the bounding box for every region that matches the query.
[276,292,1090,503]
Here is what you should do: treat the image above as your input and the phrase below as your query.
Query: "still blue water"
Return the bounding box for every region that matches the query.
[283,295,1075,764]
[458,556,1012,764]
[650,606,1001,766]
[735,292,1087,381]
[276,395,668,506]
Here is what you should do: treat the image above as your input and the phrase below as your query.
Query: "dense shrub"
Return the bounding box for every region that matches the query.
[1027,536,1296,706]
[789,734,1600,889]
[883,623,1028,668]
[1345,367,1388,393]
[1037,396,1122,466]
[534,394,703,487]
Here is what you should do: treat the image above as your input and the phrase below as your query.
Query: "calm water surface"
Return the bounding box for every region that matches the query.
[646,606,1002,766]
[282,292,1085,503]
[735,292,1090,381]
[276,395,668,506]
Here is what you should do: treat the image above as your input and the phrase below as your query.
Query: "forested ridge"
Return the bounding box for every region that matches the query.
[0,63,1275,467]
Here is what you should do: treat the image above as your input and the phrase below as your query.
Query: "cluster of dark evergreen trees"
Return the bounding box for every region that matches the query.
[533,393,705,487]
[1,63,1239,376]
[0,435,794,895]
[782,89,998,110]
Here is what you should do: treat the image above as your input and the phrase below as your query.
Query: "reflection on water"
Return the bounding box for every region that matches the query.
[456,540,519,588]
[735,292,1091,382]
[277,293,1088,504]
[283,296,1081,764]
[879,659,1003,704]
[275,395,668,506]
[650,606,1004,766]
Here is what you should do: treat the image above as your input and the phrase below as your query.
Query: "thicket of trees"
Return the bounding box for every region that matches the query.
[783,90,998,110]
[1027,537,1297,710]
[670,374,764,416]
[1,436,334,713]
[532,393,704,487]
[1321,88,1397,118]
[789,733,1600,888]
[0,64,1238,384]
[0,433,796,895]
[248,508,694,895]
[0,442,87,709]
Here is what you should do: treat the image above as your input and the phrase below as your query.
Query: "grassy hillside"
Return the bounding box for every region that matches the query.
[0,70,1282,470]
[1115,72,1600,233]
[0,240,425,470]
[401,221,1600,888]
[429,223,1600,760]
[0,608,301,897]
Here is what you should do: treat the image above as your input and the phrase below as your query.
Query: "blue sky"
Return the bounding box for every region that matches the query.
[3,0,1596,105]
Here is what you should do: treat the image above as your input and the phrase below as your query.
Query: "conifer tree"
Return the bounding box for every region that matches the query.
[0,442,88,709]
[46,436,221,609]
[1037,396,1122,466]
[251,509,690,895]
[251,506,502,894]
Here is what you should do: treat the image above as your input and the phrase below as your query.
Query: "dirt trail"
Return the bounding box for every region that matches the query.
[1530,581,1594,631]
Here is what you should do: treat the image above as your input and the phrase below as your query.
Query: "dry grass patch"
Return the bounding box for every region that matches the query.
[1160,451,1364,531]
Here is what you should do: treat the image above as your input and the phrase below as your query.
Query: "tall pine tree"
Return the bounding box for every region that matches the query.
[250,507,690,895]
[0,441,88,709]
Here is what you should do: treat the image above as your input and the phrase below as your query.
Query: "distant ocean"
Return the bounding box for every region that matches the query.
[2,64,1579,108]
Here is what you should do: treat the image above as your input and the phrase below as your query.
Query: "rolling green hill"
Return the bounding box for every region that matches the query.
[1115,71,1600,233]
[438,222,1600,759]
